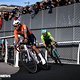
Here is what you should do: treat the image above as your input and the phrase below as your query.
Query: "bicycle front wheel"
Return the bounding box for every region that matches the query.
[20,50,37,73]
[39,50,49,70]
[52,49,62,64]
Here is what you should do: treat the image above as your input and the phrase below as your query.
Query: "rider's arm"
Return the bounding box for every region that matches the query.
[48,32,57,45]
[48,32,55,42]
[14,30,20,50]
[23,25,28,39]
[41,35,46,47]
[14,30,19,44]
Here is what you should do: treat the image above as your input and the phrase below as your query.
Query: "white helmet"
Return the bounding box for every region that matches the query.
[13,20,20,26]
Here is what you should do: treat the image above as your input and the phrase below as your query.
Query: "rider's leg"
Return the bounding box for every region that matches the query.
[50,53,58,63]
[54,49,60,57]
[32,45,46,65]
[28,34,46,65]
[50,45,58,63]
[33,53,40,64]
[45,50,48,61]
[14,37,20,67]
[52,45,60,57]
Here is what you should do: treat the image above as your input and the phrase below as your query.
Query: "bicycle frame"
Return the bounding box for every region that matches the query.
[14,42,33,67]
[21,43,39,64]
[44,45,59,60]
[24,45,31,61]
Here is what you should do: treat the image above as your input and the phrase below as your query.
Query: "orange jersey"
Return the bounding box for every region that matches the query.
[0,17,3,29]
[14,24,32,38]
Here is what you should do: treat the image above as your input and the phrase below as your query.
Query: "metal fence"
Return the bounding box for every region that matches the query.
[0,3,80,64]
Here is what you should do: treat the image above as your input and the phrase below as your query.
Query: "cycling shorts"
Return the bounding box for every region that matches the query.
[27,34,36,46]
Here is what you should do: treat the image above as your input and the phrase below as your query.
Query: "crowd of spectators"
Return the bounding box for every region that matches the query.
[0,0,80,21]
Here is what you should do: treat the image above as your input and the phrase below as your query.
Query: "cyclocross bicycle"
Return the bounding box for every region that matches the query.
[15,42,48,73]
[45,45,62,64]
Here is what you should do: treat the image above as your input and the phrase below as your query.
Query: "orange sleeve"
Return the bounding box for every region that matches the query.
[22,24,28,39]
[14,30,19,43]
[0,17,3,30]
[23,24,27,30]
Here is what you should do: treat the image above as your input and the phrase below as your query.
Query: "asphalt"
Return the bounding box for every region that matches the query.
[0,62,19,75]
[0,62,80,80]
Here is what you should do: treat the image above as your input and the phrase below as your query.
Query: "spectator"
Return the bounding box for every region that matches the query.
[3,11,9,21]
[11,7,20,17]
[12,9,16,15]
[22,7,27,14]
[75,0,80,3]
[0,39,5,58]
[36,2,41,10]
[40,2,44,9]
[0,0,79,20]
[9,12,14,20]
[0,12,3,30]
[59,0,67,6]
[52,0,59,7]
[28,6,33,13]
[31,4,40,19]
[67,0,74,5]
[47,0,53,13]
[42,1,48,9]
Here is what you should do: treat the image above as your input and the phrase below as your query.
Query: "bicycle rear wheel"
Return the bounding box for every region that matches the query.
[20,50,37,73]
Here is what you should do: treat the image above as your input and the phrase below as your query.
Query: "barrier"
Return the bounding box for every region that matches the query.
[39,41,80,64]
[58,41,80,64]
[0,35,14,63]
[0,35,80,68]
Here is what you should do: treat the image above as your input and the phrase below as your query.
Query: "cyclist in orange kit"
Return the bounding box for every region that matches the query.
[13,20,46,65]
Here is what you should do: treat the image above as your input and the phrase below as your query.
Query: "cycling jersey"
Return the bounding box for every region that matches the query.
[14,24,36,45]
[0,16,3,29]
[14,24,32,36]
[41,32,55,46]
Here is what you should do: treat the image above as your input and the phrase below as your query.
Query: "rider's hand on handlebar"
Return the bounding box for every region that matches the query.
[14,43,20,52]
[54,42,58,46]
[24,38,28,43]
[14,43,19,49]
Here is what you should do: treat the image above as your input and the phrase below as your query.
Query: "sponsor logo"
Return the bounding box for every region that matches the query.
[0,74,11,78]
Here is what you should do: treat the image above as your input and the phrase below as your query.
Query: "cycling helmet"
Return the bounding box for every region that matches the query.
[13,20,20,27]
[41,29,47,34]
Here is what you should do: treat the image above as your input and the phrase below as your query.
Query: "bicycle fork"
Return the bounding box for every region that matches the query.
[30,51,39,64]
[24,45,31,61]
[24,45,39,63]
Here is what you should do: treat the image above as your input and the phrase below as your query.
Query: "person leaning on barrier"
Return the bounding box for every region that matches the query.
[13,20,46,65]
[41,29,59,63]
